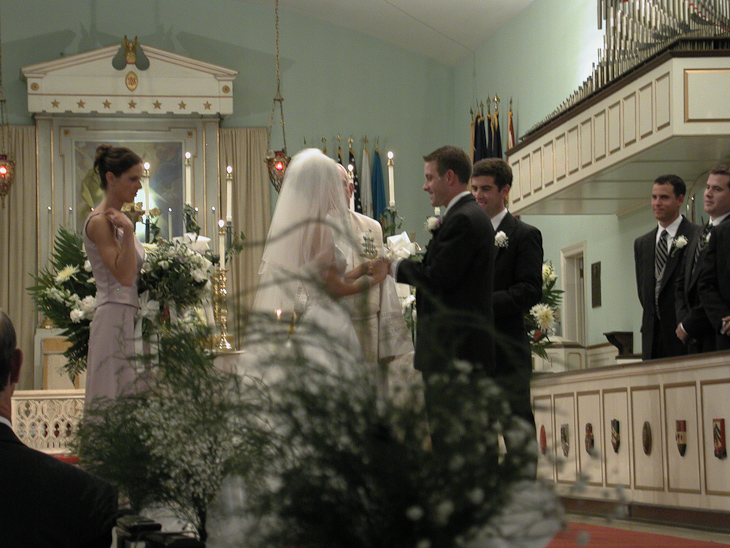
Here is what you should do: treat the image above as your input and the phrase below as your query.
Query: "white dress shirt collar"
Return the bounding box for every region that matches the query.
[712,211,730,226]
[444,191,472,216]
[491,208,509,231]
[656,215,682,244]
[0,416,12,430]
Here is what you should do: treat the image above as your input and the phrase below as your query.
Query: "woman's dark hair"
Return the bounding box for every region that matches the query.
[94,144,143,189]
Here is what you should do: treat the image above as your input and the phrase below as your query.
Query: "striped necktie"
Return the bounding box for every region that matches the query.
[655,229,669,279]
[693,223,712,271]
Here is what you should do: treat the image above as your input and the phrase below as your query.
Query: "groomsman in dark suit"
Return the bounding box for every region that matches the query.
[470,158,542,452]
[389,146,494,447]
[697,166,730,351]
[634,175,699,360]
[676,165,730,353]
[0,309,118,547]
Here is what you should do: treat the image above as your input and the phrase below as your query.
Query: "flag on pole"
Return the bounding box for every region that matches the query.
[360,144,372,218]
[507,99,516,151]
[473,107,488,163]
[337,144,343,165]
[486,102,494,158]
[491,106,503,159]
[349,146,362,214]
[371,148,387,223]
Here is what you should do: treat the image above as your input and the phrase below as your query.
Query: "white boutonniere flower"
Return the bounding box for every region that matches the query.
[494,231,509,248]
[425,216,442,233]
[670,235,688,257]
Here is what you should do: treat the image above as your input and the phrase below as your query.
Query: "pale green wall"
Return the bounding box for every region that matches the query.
[454,0,658,349]
[0,0,456,237]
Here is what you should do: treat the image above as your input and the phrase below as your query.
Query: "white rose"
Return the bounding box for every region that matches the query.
[494,231,509,248]
[69,309,84,323]
[674,235,688,249]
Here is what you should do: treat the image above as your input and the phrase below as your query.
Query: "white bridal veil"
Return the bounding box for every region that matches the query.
[253,148,356,314]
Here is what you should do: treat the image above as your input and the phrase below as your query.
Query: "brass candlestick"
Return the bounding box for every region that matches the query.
[212,268,233,352]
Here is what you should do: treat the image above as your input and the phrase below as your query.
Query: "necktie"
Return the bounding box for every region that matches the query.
[655,229,669,279]
[654,230,669,315]
[693,222,712,270]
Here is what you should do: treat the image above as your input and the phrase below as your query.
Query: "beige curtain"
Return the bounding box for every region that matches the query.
[0,125,38,389]
[219,127,271,347]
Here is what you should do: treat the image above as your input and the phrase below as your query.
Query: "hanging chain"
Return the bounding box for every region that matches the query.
[267,0,287,153]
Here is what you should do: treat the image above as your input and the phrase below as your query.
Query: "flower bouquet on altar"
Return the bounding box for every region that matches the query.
[28,226,215,380]
[28,226,97,380]
[526,262,563,359]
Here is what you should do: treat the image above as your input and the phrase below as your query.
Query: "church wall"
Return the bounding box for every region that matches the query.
[0,0,456,243]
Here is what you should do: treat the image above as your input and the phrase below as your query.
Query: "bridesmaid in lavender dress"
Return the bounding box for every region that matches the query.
[83,145,145,409]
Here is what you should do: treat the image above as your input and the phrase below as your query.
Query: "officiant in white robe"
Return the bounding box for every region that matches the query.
[338,168,414,398]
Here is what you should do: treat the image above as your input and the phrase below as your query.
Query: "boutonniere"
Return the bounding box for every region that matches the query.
[670,235,688,257]
[425,216,442,233]
[494,231,509,248]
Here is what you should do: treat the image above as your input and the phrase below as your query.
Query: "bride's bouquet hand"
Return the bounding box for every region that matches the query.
[370,257,389,285]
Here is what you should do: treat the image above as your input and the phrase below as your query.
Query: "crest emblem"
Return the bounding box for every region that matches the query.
[675,420,687,457]
[611,419,620,453]
[539,425,547,455]
[642,421,652,455]
[360,233,378,259]
[560,423,570,457]
[714,419,727,460]
[585,423,594,454]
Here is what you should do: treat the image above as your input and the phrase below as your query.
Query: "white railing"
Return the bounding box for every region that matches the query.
[11,389,85,454]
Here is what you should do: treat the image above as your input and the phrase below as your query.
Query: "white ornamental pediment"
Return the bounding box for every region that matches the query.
[21,44,237,116]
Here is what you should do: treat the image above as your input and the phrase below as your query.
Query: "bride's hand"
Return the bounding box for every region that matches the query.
[370,258,389,284]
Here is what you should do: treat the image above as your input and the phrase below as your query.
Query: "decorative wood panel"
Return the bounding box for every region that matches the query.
[639,82,654,139]
[684,68,730,122]
[623,92,637,147]
[521,153,532,198]
[631,385,664,490]
[656,72,671,130]
[567,126,580,175]
[701,379,730,496]
[555,133,567,181]
[577,390,603,486]
[594,110,607,162]
[664,383,701,494]
[554,393,578,484]
[543,141,555,187]
[531,147,543,193]
[580,118,593,168]
[603,388,631,488]
[533,394,555,482]
[607,101,622,154]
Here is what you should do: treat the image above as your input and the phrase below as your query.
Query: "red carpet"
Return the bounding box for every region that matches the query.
[547,522,727,547]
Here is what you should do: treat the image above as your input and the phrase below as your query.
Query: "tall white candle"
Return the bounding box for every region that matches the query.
[184,152,192,205]
[226,166,233,221]
[168,207,173,240]
[348,164,355,211]
[387,151,395,207]
[143,162,151,216]
[211,206,217,252]
[218,219,226,270]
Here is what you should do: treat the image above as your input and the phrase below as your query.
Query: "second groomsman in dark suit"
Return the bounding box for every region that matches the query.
[676,165,730,353]
[389,146,494,449]
[697,166,730,351]
[635,175,699,360]
[470,158,542,437]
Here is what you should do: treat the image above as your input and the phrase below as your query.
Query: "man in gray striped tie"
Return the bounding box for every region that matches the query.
[634,175,699,360]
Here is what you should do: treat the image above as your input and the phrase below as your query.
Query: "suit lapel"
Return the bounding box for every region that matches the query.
[659,218,689,294]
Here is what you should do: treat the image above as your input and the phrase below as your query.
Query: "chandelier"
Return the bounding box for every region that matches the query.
[0,12,13,208]
[265,0,290,193]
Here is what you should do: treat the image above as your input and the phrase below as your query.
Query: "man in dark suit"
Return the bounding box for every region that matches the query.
[471,158,543,473]
[634,175,699,360]
[697,166,730,351]
[0,309,118,547]
[388,146,494,448]
[676,165,730,353]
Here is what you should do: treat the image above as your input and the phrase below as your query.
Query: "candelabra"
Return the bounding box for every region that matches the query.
[211,268,233,352]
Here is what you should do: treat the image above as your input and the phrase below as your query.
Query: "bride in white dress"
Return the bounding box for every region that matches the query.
[245,148,387,379]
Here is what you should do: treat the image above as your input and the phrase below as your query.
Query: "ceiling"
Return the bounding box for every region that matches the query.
[242,0,536,66]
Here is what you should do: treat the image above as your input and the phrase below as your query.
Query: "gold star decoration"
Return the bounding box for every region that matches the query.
[51,100,59,108]
[203,101,212,110]
[153,100,162,109]
[178,101,187,110]
[103,100,112,109]
[128,100,137,109]
[77,100,86,108]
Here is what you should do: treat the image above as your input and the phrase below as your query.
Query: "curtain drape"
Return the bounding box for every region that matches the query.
[0,125,38,389]
[219,127,271,347]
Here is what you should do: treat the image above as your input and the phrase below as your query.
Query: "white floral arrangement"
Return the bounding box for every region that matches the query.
[494,230,509,248]
[526,261,563,359]
[425,215,442,233]
[29,226,214,380]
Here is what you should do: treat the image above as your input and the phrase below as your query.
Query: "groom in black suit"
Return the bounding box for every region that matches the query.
[389,146,494,448]
[634,175,699,360]
[0,309,118,547]
[471,158,542,465]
